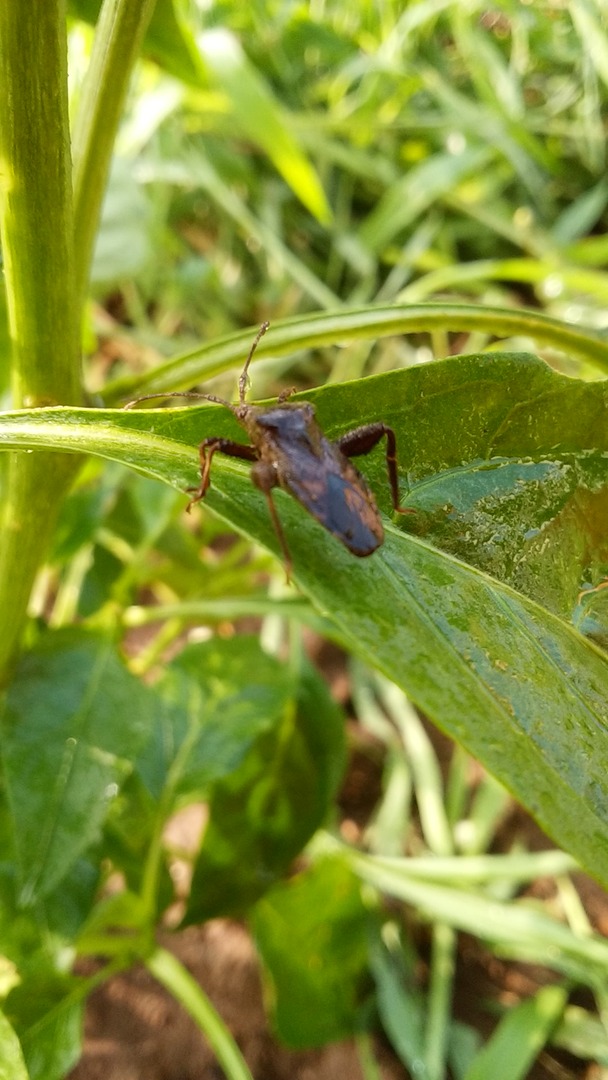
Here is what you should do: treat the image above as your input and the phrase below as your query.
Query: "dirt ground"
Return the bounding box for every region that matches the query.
[70,919,408,1080]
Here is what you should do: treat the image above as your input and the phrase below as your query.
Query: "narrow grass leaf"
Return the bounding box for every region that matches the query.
[463,985,569,1080]
[199,28,331,223]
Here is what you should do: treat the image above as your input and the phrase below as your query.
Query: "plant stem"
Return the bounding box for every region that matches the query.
[424,923,456,1080]
[0,1,157,680]
[0,2,79,407]
[0,1,80,679]
[146,947,254,1080]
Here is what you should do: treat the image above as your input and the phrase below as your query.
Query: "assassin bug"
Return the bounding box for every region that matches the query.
[126,323,411,578]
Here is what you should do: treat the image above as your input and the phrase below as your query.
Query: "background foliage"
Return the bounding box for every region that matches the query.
[1,2,608,1079]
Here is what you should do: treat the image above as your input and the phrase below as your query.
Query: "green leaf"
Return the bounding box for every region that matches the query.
[0,865,87,1080]
[91,157,153,285]
[4,352,607,618]
[553,1004,608,1065]
[39,859,100,943]
[253,857,369,1048]
[463,985,568,1080]
[0,630,153,902]
[359,147,492,251]
[106,636,345,919]
[69,0,204,86]
[198,29,331,224]
[8,973,83,1080]
[1,354,608,884]
[136,637,307,804]
[77,889,151,957]
[0,1010,28,1080]
[100,771,174,906]
[179,639,346,920]
[346,849,608,983]
[368,929,426,1073]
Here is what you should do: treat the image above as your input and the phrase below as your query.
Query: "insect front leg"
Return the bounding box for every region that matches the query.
[250,460,293,581]
[336,423,413,515]
[186,438,257,511]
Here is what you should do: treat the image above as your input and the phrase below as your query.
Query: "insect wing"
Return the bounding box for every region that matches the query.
[281,440,384,556]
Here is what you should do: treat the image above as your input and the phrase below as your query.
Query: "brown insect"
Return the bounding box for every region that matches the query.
[126,323,411,578]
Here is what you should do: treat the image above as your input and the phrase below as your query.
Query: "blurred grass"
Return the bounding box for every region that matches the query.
[74,0,608,391]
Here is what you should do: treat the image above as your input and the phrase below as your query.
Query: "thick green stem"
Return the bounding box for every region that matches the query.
[0,2,81,679]
[0,1,158,680]
[0,2,79,405]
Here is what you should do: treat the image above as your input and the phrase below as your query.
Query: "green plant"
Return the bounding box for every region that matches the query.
[1,3,608,1079]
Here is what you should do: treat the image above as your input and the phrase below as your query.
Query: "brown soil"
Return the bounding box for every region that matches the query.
[70,921,406,1080]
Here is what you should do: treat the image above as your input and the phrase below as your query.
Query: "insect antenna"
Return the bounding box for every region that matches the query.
[124,321,270,411]
[238,320,270,403]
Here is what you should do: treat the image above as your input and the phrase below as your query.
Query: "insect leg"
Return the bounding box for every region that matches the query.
[277,386,297,403]
[238,321,270,403]
[336,423,413,514]
[250,461,293,581]
[186,438,257,510]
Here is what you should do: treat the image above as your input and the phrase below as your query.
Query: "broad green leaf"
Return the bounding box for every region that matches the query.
[135,636,313,803]
[0,864,44,969]
[0,1010,28,1080]
[180,639,346,921]
[0,630,153,901]
[253,858,369,1048]
[98,638,309,906]
[100,770,175,908]
[0,865,90,1080]
[2,352,607,618]
[172,638,309,797]
[7,972,83,1080]
[104,636,345,919]
[43,861,101,945]
[1,355,608,883]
